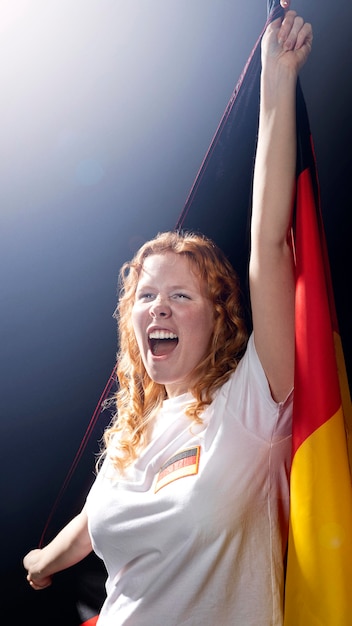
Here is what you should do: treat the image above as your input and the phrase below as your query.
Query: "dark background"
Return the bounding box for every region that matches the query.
[1,0,351,622]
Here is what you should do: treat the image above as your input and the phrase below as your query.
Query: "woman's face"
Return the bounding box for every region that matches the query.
[132,252,214,397]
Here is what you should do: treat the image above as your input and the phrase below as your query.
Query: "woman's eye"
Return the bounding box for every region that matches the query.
[172,293,190,300]
[138,293,155,301]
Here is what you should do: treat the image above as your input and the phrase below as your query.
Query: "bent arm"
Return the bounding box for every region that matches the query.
[249,10,312,401]
[23,506,92,590]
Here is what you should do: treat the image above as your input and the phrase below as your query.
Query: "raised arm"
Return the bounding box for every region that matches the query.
[23,506,92,590]
[249,9,312,402]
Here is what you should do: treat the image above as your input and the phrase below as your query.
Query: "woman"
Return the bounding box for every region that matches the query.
[23,9,313,625]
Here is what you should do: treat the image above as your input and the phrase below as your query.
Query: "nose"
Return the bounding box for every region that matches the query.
[150,297,171,319]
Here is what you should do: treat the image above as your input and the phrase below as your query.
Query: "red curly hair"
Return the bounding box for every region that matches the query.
[102,231,248,473]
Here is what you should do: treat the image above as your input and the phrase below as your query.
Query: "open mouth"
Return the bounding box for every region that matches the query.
[148,330,179,356]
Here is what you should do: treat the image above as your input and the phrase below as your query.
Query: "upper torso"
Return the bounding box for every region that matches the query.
[86,334,293,625]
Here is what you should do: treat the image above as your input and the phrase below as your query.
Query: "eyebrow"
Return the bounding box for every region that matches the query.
[136,283,193,291]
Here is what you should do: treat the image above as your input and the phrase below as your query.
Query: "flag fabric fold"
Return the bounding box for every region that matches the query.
[283,80,352,625]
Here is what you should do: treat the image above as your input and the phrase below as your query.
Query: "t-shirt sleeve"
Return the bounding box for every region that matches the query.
[223,333,293,441]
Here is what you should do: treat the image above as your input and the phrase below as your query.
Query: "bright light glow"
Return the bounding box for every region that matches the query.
[0,1,265,218]
[0,0,32,35]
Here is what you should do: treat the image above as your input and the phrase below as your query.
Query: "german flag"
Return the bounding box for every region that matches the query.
[155,447,201,493]
[283,81,352,624]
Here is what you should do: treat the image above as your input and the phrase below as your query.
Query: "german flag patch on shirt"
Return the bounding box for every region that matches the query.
[155,446,201,493]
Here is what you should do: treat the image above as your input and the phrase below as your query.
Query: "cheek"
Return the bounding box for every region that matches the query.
[131,306,143,343]
[194,310,214,348]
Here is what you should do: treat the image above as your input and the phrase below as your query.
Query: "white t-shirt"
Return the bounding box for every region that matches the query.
[86,334,293,625]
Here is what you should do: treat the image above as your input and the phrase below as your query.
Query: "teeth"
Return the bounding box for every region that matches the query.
[149,331,178,340]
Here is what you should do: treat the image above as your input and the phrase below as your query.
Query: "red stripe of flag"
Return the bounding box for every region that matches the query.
[293,166,341,450]
[80,616,99,626]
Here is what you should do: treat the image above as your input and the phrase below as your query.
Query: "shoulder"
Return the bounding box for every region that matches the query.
[216,333,293,440]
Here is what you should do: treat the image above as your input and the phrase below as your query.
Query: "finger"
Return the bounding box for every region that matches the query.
[280,13,306,51]
[295,22,313,51]
[284,17,312,55]
[265,12,285,43]
[29,578,51,590]
[277,10,296,44]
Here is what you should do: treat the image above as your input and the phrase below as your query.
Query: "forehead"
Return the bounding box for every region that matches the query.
[138,252,199,285]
